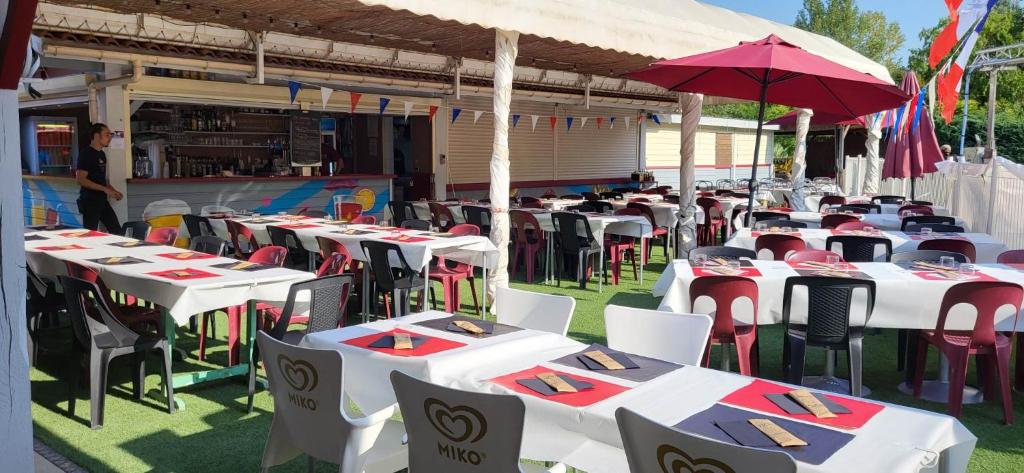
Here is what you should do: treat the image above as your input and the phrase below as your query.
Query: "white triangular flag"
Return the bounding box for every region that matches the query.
[625,116,631,131]
[403,101,414,120]
[320,87,333,111]
[580,117,589,129]
[473,110,484,124]
[531,115,540,132]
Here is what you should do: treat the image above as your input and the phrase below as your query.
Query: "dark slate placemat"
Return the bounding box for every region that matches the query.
[516,376,593,396]
[673,404,854,466]
[764,393,851,415]
[793,269,872,280]
[333,229,376,236]
[88,256,149,266]
[210,261,276,272]
[414,316,523,338]
[26,224,72,232]
[551,343,682,382]
[24,234,49,241]
[108,240,160,248]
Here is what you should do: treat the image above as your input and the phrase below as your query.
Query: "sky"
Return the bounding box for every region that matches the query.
[703,0,949,63]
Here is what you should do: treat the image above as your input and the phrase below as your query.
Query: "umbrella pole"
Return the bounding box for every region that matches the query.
[744,78,770,228]
[910,176,916,200]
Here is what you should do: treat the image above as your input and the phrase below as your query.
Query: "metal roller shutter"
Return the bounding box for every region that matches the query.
[556,106,638,180]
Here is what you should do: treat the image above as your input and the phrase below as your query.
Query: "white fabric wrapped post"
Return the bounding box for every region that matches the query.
[789,108,814,211]
[487,29,519,304]
[863,112,883,194]
[676,92,703,258]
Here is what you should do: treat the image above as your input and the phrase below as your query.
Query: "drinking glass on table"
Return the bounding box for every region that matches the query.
[939,255,957,270]
[781,226,793,233]
[727,260,741,272]
[919,227,933,238]
[958,264,977,277]
[754,222,767,232]
[252,212,261,219]
[692,253,708,267]
[863,225,875,233]
[825,254,841,268]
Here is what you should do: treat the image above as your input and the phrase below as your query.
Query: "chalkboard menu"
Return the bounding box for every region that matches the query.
[290,112,321,166]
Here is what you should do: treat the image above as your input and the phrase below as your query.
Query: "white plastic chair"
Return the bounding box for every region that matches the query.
[604,305,712,366]
[257,332,407,473]
[616,407,796,473]
[495,287,575,336]
[390,371,565,473]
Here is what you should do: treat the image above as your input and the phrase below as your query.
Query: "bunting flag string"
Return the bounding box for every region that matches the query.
[651,114,662,125]
[596,117,604,128]
[349,92,362,113]
[288,81,301,104]
[428,105,439,123]
[511,114,521,128]
[319,87,333,110]
[474,110,485,124]
[580,117,589,129]
[531,115,540,131]
[379,97,390,115]
[566,116,574,130]
[404,101,414,120]
[451,107,462,124]
[549,116,557,130]
[609,116,616,129]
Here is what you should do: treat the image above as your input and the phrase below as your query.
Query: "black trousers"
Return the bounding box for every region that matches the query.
[77,198,121,233]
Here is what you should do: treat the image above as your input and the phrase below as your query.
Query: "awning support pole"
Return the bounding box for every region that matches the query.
[486,29,519,310]
[676,93,703,258]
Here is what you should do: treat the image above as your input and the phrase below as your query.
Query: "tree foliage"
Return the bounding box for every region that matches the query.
[795,0,905,74]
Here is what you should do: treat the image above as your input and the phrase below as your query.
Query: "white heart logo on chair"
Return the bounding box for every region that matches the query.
[424,398,488,443]
[277,354,318,392]
[657,444,736,473]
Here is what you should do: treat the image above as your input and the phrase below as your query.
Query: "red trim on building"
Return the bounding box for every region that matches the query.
[0,0,38,90]
[450,177,631,191]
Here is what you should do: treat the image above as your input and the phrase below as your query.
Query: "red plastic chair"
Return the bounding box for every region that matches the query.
[350,215,376,225]
[519,201,544,209]
[225,220,261,259]
[520,196,543,207]
[835,221,875,231]
[510,210,545,283]
[918,239,977,263]
[696,197,725,246]
[820,214,860,229]
[898,204,934,217]
[603,209,639,285]
[334,202,363,221]
[428,202,457,231]
[64,261,162,334]
[198,246,288,365]
[912,282,1022,423]
[997,250,1024,264]
[429,224,480,314]
[817,195,847,211]
[627,202,669,264]
[145,227,179,246]
[628,197,651,203]
[689,276,760,376]
[754,233,806,261]
[786,249,844,264]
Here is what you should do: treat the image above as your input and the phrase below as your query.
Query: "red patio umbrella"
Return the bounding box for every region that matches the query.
[628,34,909,225]
[766,110,866,129]
[882,71,943,199]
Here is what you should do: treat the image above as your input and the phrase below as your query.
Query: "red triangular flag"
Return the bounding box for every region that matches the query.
[428,105,439,123]
[349,92,362,113]
[596,117,604,129]
[549,116,557,130]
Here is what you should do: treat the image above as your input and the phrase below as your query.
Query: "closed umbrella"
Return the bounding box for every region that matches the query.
[882,71,944,199]
[629,34,909,225]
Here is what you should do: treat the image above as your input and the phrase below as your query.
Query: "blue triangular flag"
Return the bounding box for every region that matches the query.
[379,97,390,115]
[652,114,661,125]
[288,81,301,104]
[452,108,462,124]
[566,116,574,130]
[910,89,926,132]
[609,116,617,128]
[512,114,521,128]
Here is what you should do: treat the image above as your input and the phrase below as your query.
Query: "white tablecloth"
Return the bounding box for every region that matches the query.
[610,201,681,229]
[735,211,968,232]
[304,311,976,473]
[24,230,313,324]
[654,259,1024,331]
[725,228,1008,263]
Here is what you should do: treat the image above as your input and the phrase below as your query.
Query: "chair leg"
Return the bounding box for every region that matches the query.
[467,277,481,315]
[1016,335,1024,392]
[160,344,176,414]
[198,312,210,361]
[227,306,242,366]
[247,345,259,414]
[947,351,970,418]
[995,346,1014,425]
[896,329,907,371]
[735,337,755,377]
[848,337,864,397]
[133,352,146,401]
[89,352,109,429]
[912,339,929,397]
[785,335,806,386]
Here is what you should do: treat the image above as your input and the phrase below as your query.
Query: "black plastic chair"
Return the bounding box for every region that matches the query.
[871,195,905,205]
[387,201,419,225]
[688,246,756,261]
[612,187,637,193]
[590,201,614,213]
[300,209,329,218]
[551,212,604,290]
[360,241,427,318]
[247,274,353,412]
[751,211,790,222]
[182,214,215,239]
[400,219,432,231]
[26,266,65,366]
[565,203,598,213]
[461,205,492,235]
[267,225,313,271]
[189,235,227,256]
[825,235,893,262]
[756,219,807,229]
[838,204,880,214]
[582,192,601,201]
[664,195,680,204]
[782,276,876,396]
[600,191,624,200]
[59,276,174,429]
[560,194,584,200]
[905,223,965,233]
[900,215,956,231]
[908,200,934,206]
[121,220,151,239]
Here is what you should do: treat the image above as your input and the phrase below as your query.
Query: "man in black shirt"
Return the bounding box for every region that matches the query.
[76,123,123,232]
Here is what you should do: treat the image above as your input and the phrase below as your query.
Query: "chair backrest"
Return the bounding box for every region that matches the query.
[751,211,790,222]
[59,275,142,349]
[401,219,433,231]
[908,200,934,205]
[182,214,216,239]
[626,202,658,227]
[688,246,756,261]
[250,245,289,266]
[663,195,680,204]
[616,407,796,473]
[871,195,905,205]
[834,221,874,231]
[918,239,977,263]
[835,204,875,214]
[316,252,349,277]
[391,371,526,473]
[189,235,227,256]
[906,223,965,233]
[564,203,598,213]
[387,201,417,224]
[604,305,712,366]
[315,235,352,265]
[756,219,806,229]
[63,261,126,317]
[629,197,652,203]
[786,249,843,263]
[121,220,151,239]
[890,250,968,264]
[256,332,364,465]
[820,214,860,229]
[266,225,310,268]
[271,275,352,338]
[782,276,876,346]
[461,205,492,231]
[900,215,955,231]
[300,209,330,218]
[560,194,584,200]
[825,235,892,262]
[615,208,643,217]
[600,191,624,200]
[145,226,178,245]
[898,204,933,216]
[551,212,596,253]
[428,202,457,231]
[582,191,600,201]
[695,197,723,222]
[997,249,1024,264]
[754,234,806,261]
[520,196,543,206]
[589,200,614,213]
[933,282,1023,346]
[689,276,758,343]
[818,195,847,211]
[360,241,417,292]
[519,200,544,209]
[226,220,261,258]
[540,190,558,198]
[351,215,377,225]
[509,210,544,244]
[495,287,575,336]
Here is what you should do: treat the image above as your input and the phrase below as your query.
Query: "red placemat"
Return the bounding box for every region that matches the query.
[912,271,998,282]
[342,329,465,357]
[275,223,321,229]
[147,268,221,280]
[156,251,218,261]
[750,231,801,237]
[364,226,412,232]
[381,235,435,243]
[691,267,762,278]
[720,379,884,430]
[59,230,107,238]
[490,366,630,407]
[36,244,88,251]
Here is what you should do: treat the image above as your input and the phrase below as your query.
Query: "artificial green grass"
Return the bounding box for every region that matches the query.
[30,251,1024,472]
